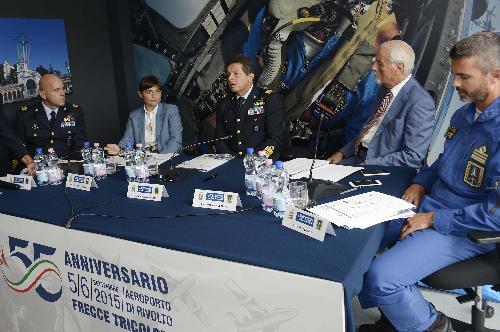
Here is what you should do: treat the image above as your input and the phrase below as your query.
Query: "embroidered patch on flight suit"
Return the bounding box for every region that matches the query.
[464,145,488,188]
[444,126,457,139]
[263,146,275,157]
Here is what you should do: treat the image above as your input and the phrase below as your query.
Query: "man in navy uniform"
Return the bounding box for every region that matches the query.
[14,74,87,158]
[214,55,284,159]
[0,103,35,176]
[358,32,500,332]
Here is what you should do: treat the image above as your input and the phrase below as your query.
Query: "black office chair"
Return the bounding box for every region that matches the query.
[423,231,500,332]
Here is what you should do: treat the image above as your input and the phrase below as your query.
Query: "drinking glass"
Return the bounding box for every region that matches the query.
[289,181,309,209]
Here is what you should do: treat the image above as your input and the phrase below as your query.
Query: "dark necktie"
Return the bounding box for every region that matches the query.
[354,90,393,156]
[237,97,245,116]
[49,111,56,128]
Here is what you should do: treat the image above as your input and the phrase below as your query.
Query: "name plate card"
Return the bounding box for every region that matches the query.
[282,207,336,242]
[127,182,169,201]
[6,174,37,190]
[192,189,242,211]
[66,173,98,191]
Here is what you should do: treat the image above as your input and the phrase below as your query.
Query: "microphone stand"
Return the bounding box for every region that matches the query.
[160,135,233,182]
[301,106,349,204]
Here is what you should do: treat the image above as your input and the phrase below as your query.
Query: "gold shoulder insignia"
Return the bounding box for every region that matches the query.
[444,126,457,140]
[263,145,275,157]
[21,106,27,111]
[265,89,273,94]
[72,103,79,108]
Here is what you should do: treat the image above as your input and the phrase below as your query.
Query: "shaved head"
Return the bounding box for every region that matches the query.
[39,74,66,109]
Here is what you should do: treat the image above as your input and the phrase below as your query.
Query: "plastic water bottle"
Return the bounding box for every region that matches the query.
[33,147,48,186]
[92,143,107,180]
[254,151,267,199]
[243,148,257,196]
[272,161,290,218]
[123,142,136,182]
[81,141,94,176]
[260,159,275,212]
[46,148,63,185]
[134,143,149,183]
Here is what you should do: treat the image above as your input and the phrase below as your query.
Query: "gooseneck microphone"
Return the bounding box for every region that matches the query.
[308,112,325,183]
[162,134,233,182]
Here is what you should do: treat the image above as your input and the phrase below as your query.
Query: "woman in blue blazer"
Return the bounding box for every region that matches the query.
[107,75,182,154]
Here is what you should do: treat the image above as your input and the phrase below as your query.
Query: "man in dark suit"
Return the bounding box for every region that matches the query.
[327,40,436,168]
[215,55,284,159]
[14,74,87,159]
[0,103,35,176]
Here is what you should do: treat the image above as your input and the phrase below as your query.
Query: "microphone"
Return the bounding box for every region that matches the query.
[301,100,350,202]
[0,179,21,190]
[160,135,233,182]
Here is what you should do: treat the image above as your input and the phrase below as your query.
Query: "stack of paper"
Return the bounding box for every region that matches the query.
[308,191,415,229]
[284,158,330,176]
[175,154,234,172]
[284,158,363,183]
[112,153,173,167]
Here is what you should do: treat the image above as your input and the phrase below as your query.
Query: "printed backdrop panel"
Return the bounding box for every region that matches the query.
[0,213,345,332]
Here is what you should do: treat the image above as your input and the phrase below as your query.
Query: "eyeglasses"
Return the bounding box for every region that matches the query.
[144,89,162,95]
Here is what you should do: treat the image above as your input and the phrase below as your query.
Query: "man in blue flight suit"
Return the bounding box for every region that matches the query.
[14,74,87,159]
[358,31,500,332]
[0,103,35,176]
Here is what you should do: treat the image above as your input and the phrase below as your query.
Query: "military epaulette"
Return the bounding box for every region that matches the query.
[72,103,79,108]
[21,106,28,111]
[263,145,275,157]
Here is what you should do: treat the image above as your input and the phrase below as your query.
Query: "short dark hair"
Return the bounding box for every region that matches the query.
[450,32,500,73]
[226,55,254,75]
[138,75,162,92]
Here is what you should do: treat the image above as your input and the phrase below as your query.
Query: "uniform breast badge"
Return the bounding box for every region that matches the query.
[444,125,457,139]
[464,145,488,188]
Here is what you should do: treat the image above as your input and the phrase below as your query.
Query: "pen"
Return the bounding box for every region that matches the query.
[340,187,359,195]
[202,173,220,182]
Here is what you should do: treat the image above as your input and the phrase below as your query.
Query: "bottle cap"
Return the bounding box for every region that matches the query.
[274,161,283,169]
[257,151,266,157]
[83,141,90,147]
[265,159,273,166]
[246,147,254,154]
[36,147,43,153]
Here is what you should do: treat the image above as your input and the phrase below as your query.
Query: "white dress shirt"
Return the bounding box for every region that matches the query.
[361,75,412,148]
[144,104,158,149]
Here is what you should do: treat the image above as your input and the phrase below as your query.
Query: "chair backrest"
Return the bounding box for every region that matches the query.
[422,249,500,291]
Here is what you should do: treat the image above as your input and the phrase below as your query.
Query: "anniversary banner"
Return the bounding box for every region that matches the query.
[0,213,345,331]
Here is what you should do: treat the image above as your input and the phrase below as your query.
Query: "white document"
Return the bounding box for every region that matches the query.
[113,153,173,166]
[309,191,415,229]
[176,154,234,172]
[283,158,330,176]
[290,163,363,182]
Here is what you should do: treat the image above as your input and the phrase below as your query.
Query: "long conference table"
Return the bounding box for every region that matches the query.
[0,158,415,332]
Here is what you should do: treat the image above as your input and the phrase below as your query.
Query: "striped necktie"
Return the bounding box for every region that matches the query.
[354,90,393,156]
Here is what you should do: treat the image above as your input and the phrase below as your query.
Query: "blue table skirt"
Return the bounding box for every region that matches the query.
[0,159,416,332]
